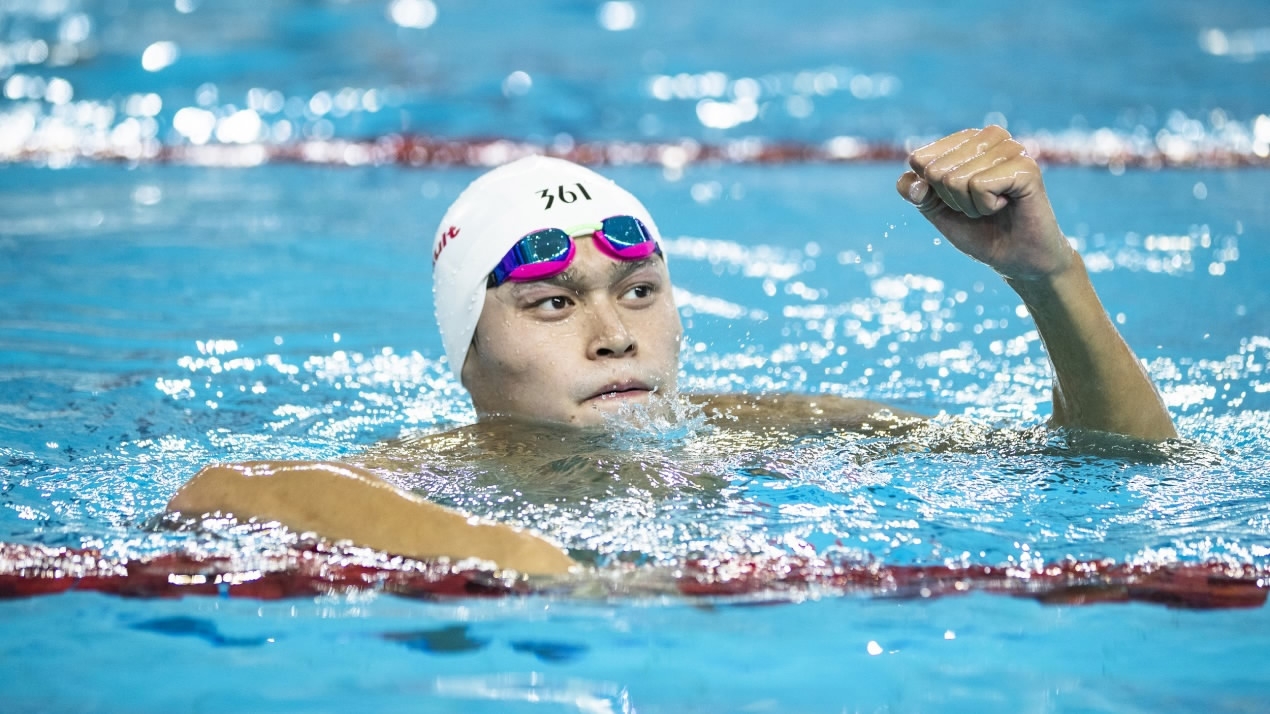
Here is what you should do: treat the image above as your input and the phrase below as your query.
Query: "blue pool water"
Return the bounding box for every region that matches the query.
[2,1,1270,711]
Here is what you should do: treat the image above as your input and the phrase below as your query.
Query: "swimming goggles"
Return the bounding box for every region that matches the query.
[487,215,661,287]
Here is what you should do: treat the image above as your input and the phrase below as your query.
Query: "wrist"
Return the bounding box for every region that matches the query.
[1005,250,1087,304]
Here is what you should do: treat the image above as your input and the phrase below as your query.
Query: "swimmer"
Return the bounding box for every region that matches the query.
[167,126,1177,575]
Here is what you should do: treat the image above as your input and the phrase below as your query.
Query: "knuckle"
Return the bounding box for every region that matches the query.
[1005,151,1037,171]
[982,124,1010,140]
[1001,139,1026,156]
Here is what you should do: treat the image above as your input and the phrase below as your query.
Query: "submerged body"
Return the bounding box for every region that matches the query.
[171,393,920,574]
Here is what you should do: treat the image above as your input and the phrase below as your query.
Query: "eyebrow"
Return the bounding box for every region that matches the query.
[506,257,663,297]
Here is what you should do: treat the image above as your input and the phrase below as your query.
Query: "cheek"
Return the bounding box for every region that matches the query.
[477,325,572,386]
[655,300,684,347]
[635,301,684,370]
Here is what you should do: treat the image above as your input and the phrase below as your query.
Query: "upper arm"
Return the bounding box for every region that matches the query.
[690,393,925,435]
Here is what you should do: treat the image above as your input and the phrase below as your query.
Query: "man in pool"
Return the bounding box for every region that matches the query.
[168,126,1177,575]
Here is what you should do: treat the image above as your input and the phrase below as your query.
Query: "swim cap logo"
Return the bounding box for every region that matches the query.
[537,183,593,210]
[433,225,460,263]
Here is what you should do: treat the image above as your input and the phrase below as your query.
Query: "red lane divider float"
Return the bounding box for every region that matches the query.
[1,542,1264,609]
[7,133,1270,170]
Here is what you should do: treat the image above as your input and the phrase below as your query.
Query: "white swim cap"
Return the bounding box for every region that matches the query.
[431,156,663,381]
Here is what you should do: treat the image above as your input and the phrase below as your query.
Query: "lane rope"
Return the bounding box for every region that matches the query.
[5,133,1270,170]
[1,542,1264,608]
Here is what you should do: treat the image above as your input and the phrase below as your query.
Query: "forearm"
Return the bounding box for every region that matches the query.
[168,461,576,575]
[1007,253,1176,440]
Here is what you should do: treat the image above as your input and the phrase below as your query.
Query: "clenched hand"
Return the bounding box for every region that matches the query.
[897,126,1073,281]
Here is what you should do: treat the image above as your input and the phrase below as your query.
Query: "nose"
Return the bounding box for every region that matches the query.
[587,301,637,359]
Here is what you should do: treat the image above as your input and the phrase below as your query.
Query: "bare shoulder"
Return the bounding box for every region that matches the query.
[354,418,583,472]
[687,392,925,435]
[357,423,480,467]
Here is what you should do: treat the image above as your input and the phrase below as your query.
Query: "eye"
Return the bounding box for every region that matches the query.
[623,284,655,301]
[534,295,574,312]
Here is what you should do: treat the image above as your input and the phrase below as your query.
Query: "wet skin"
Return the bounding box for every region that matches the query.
[461,237,684,428]
[897,126,1176,440]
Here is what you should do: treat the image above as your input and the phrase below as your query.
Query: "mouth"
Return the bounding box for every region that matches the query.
[585,380,654,403]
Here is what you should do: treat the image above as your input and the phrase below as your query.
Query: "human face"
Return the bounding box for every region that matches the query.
[460,236,683,427]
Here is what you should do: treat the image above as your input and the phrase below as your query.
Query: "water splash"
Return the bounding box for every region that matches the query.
[599,390,710,444]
